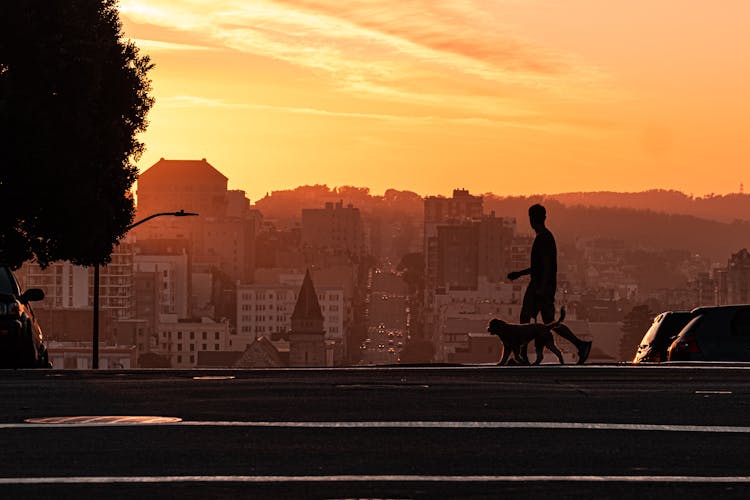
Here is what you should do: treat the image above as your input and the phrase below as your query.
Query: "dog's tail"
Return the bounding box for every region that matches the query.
[544,306,566,329]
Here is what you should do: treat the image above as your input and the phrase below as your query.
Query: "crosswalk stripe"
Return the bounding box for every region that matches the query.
[4,420,750,433]
[1,475,750,484]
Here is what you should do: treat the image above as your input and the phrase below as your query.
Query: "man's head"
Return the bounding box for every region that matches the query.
[528,203,546,229]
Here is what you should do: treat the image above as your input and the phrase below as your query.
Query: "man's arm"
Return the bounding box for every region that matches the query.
[507,268,531,281]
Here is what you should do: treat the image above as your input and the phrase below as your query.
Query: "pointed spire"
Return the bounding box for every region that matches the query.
[291,269,323,320]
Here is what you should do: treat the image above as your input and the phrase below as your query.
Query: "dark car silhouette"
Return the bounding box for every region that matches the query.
[667,305,750,362]
[633,311,694,363]
[0,265,49,368]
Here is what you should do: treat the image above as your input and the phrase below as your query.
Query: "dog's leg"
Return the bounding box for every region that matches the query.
[519,344,529,364]
[513,346,531,365]
[532,338,544,365]
[498,344,511,365]
[547,339,565,364]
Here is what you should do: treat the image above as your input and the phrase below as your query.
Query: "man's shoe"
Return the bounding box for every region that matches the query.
[577,341,592,365]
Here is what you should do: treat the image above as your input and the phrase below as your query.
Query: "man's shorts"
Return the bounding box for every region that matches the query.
[520,286,555,324]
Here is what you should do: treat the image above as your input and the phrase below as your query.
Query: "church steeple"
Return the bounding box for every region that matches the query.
[288,269,327,367]
[292,269,324,322]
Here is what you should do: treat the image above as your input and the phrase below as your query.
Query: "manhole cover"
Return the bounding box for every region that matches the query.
[24,416,182,425]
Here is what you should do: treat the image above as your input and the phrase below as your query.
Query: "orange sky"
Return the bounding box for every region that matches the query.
[119,0,750,202]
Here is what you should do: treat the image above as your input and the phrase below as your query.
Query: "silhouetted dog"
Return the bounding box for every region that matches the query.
[487,308,566,365]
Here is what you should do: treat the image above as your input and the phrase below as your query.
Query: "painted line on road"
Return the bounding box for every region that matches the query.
[1,475,750,485]
[5,420,750,433]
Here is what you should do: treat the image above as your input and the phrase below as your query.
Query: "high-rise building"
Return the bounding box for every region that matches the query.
[301,201,365,258]
[726,248,750,304]
[136,158,229,219]
[424,189,483,297]
[18,241,136,343]
[135,158,257,284]
[422,190,518,357]
[478,214,516,283]
[437,223,479,291]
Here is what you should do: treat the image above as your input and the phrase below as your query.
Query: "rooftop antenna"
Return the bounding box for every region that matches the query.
[741,182,744,194]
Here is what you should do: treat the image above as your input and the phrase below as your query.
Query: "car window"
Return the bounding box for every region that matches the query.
[641,312,691,346]
[731,309,750,337]
[678,315,703,337]
[0,267,19,296]
[640,314,663,345]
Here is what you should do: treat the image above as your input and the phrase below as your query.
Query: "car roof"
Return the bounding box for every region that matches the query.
[691,304,750,315]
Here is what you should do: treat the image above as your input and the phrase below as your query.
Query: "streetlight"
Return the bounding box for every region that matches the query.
[92,210,198,368]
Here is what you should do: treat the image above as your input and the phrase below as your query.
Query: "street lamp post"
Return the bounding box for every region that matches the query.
[92,210,198,369]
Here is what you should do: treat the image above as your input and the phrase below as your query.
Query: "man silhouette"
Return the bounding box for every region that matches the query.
[507,204,592,364]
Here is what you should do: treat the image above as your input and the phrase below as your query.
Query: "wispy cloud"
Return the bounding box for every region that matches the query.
[130,39,216,52]
[120,0,614,130]
[158,95,608,133]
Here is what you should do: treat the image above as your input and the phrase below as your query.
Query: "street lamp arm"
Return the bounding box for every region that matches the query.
[126,210,199,231]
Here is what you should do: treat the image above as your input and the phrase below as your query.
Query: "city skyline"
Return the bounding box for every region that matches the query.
[119,1,750,202]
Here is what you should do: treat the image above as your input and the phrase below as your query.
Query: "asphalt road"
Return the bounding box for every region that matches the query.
[2,364,750,499]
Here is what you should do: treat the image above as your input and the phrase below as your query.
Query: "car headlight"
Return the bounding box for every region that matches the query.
[0,300,21,317]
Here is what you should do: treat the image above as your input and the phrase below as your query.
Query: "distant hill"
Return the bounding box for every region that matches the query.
[482,196,750,261]
[254,186,750,261]
[542,190,750,223]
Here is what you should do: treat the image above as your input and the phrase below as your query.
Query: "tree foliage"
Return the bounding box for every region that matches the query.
[397,252,424,293]
[0,0,153,268]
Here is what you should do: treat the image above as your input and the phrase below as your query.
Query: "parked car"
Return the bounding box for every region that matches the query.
[0,265,49,368]
[667,305,750,362]
[632,311,694,363]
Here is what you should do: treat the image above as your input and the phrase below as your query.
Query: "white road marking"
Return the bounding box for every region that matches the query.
[695,390,732,394]
[1,475,750,484]
[23,416,182,425]
[334,384,430,389]
[3,420,750,433]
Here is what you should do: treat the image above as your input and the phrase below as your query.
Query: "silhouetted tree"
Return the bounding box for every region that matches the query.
[397,252,424,293]
[0,0,153,268]
[619,304,655,361]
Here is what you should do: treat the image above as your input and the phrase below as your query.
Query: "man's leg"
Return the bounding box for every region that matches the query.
[517,287,537,362]
[540,298,592,365]
[519,287,536,324]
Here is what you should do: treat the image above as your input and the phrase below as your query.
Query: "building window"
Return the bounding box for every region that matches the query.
[215,332,220,340]
[215,344,220,350]
[190,344,195,352]
[202,332,207,340]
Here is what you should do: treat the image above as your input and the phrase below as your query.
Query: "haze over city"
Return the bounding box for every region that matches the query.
[119,0,750,201]
[6,2,750,498]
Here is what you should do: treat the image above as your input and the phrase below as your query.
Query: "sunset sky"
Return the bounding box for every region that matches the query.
[119,0,750,202]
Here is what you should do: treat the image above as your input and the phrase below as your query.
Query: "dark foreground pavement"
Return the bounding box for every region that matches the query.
[2,364,750,499]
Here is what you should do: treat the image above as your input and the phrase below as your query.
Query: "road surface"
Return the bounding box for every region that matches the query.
[1,364,749,498]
